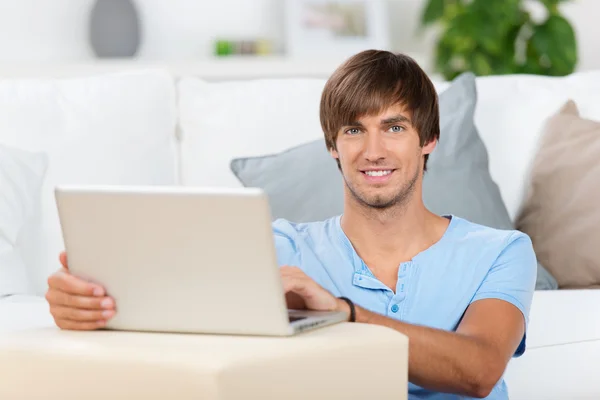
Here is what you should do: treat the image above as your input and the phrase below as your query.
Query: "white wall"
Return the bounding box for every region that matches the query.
[137,0,283,59]
[0,0,94,62]
[559,0,600,72]
[0,0,597,71]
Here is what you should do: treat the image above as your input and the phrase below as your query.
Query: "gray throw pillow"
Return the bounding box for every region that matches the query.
[230,140,343,224]
[230,72,557,290]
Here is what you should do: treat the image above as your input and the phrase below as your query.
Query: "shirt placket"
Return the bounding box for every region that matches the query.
[388,261,411,318]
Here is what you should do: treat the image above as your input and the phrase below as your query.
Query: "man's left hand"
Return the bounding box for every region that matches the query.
[280,266,350,319]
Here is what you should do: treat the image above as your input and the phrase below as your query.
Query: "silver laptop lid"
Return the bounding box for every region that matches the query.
[55,185,292,336]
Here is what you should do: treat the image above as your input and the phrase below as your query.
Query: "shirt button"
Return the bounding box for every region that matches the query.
[391,304,399,313]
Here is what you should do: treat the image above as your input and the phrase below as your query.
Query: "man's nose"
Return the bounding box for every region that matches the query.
[363,132,386,162]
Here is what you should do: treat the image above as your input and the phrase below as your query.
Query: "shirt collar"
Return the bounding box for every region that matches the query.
[334,213,458,272]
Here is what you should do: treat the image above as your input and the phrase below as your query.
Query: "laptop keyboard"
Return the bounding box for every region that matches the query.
[288,315,307,323]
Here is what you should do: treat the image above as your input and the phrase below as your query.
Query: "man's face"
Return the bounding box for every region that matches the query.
[330,103,436,209]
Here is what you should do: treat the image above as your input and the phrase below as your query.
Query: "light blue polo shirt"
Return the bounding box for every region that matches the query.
[272,214,537,400]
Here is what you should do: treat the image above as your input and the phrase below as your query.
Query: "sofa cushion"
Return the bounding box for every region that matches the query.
[516,100,600,289]
[230,139,342,223]
[177,77,328,188]
[0,145,47,296]
[0,295,54,333]
[0,70,178,295]
[230,72,558,291]
[471,70,600,222]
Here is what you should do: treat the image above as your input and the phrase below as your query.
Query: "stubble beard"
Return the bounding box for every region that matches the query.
[343,164,421,213]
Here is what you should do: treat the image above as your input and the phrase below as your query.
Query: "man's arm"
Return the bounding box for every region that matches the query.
[348,299,525,398]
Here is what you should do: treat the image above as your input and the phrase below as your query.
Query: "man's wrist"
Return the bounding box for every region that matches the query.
[336,297,355,322]
[334,298,375,324]
[354,305,371,323]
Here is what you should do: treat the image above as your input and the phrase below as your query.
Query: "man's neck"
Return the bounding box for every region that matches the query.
[340,194,449,266]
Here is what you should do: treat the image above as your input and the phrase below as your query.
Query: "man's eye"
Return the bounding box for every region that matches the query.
[346,128,360,135]
[390,125,404,132]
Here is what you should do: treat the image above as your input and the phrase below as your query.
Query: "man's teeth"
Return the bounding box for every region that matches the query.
[365,170,392,177]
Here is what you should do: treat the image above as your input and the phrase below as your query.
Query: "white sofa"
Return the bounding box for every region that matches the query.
[1,64,599,399]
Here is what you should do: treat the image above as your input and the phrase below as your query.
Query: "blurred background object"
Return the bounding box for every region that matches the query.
[420,0,578,79]
[284,0,390,59]
[90,0,141,58]
[214,38,274,57]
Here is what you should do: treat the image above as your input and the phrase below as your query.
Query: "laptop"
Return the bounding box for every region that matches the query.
[54,185,348,336]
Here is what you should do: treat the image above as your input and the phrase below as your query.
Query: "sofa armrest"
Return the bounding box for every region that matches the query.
[506,340,600,400]
[527,289,600,348]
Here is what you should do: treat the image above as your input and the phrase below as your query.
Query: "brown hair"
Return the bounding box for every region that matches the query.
[320,50,440,170]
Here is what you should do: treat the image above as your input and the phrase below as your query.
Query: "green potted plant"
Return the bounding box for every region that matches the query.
[420,0,578,80]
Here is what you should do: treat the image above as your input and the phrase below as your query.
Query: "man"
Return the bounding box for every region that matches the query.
[45,50,536,399]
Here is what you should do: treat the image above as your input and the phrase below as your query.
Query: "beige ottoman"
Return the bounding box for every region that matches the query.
[0,322,408,400]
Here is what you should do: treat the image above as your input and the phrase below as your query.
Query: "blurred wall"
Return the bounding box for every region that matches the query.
[0,0,93,61]
[0,0,597,71]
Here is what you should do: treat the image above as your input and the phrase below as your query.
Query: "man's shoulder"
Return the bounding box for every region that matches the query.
[447,215,534,254]
[271,216,339,241]
[270,217,341,265]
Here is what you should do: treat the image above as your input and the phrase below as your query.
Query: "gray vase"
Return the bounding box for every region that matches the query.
[90,0,140,58]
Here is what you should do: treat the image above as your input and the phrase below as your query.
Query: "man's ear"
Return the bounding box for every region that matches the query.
[330,147,342,171]
[422,139,437,156]
[329,147,339,160]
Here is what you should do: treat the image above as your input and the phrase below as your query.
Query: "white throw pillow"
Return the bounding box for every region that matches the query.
[177,78,329,188]
[0,70,178,294]
[0,144,48,297]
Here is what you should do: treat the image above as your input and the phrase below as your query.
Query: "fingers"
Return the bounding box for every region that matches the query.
[45,289,114,310]
[280,265,338,312]
[47,269,105,297]
[281,275,312,310]
[59,252,68,269]
[280,267,314,290]
[280,266,313,291]
[285,291,307,310]
[49,305,115,322]
[55,319,108,331]
[46,262,115,331]
[282,276,308,294]
[46,290,116,331]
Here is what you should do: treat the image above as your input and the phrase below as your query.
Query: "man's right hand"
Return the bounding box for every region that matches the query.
[45,252,116,330]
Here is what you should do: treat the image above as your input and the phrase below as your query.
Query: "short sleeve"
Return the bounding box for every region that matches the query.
[470,232,537,357]
[272,219,302,268]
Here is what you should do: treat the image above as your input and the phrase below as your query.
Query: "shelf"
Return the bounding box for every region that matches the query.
[0,53,432,81]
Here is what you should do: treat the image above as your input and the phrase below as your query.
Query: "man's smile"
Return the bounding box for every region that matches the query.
[360,168,396,182]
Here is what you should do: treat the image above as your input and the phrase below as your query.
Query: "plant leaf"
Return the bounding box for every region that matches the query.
[538,0,571,7]
[472,52,494,76]
[421,0,446,25]
[421,0,577,78]
[539,0,571,15]
[530,15,577,75]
